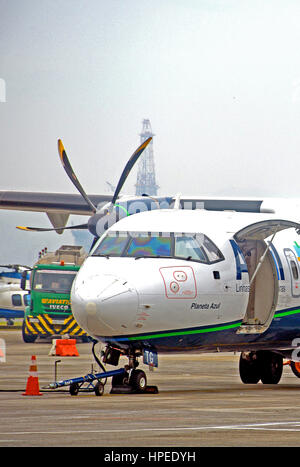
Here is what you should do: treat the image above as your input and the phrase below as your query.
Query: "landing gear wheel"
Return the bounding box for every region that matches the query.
[291,361,300,378]
[259,351,283,384]
[130,369,147,393]
[94,381,105,396]
[69,382,80,396]
[239,351,261,384]
[111,371,129,387]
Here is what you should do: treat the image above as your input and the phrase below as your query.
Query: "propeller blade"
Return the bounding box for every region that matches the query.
[111,137,152,206]
[16,223,88,232]
[58,139,97,213]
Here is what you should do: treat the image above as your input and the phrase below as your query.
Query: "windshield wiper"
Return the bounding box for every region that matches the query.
[38,289,59,293]
[134,255,163,260]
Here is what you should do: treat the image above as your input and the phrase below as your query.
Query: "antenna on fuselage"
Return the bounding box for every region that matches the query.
[173,193,182,210]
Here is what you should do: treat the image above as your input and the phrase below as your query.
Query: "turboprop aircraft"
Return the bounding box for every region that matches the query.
[0,265,30,324]
[1,137,300,391]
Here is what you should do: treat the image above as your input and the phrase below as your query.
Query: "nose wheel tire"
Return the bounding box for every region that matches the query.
[129,369,147,393]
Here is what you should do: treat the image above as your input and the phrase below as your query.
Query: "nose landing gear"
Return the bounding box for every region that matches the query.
[102,346,158,395]
[45,343,159,396]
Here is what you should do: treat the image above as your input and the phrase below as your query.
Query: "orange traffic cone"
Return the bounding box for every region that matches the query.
[22,355,43,396]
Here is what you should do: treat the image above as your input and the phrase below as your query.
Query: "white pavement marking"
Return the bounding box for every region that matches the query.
[1,421,300,436]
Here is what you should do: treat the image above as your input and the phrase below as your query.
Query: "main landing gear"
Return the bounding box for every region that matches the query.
[239,350,283,384]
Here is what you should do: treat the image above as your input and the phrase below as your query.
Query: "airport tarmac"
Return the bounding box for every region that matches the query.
[1,329,300,447]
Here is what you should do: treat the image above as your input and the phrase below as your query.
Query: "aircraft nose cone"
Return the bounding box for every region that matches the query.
[71,273,139,337]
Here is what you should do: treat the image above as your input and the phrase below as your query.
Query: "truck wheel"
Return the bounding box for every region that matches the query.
[22,320,37,343]
[81,335,90,343]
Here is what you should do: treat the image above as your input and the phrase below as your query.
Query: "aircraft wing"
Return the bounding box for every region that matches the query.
[0,192,271,216]
[0,191,114,232]
[176,197,266,212]
[0,189,299,234]
[0,191,113,215]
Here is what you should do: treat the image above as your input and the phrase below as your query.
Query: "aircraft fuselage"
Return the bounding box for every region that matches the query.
[71,209,300,357]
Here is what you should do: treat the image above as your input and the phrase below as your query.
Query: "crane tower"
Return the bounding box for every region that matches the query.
[135,119,159,196]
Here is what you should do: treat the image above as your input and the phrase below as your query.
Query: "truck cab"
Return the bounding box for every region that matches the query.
[22,245,89,343]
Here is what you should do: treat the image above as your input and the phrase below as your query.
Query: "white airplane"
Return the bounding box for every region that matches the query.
[0,265,30,325]
[2,138,300,392]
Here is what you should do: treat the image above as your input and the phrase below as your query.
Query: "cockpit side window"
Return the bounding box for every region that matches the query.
[174,233,223,264]
[174,236,207,262]
[202,235,224,262]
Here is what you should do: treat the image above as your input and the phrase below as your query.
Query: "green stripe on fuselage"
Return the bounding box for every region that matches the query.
[126,321,242,342]
[120,308,300,342]
[274,308,300,318]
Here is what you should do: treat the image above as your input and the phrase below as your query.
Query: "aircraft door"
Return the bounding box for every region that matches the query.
[236,239,278,334]
[284,248,300,297]
[233,218,300,334]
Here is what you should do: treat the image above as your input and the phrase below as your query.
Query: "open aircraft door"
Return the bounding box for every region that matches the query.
[284,248,300,298]
[234,219,300,334]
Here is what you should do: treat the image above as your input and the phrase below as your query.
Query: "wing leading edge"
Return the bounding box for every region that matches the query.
[0,191,112,215]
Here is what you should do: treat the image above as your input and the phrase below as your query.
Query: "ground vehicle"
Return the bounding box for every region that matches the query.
[22,245,88,343]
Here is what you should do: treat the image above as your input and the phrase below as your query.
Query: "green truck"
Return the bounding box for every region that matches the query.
[22,245,89,343]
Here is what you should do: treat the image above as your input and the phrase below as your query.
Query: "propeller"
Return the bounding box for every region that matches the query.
[17,137,152,235]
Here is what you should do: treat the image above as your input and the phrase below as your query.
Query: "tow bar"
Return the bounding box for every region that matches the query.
[44,367,158,396]
[44,368,126,396]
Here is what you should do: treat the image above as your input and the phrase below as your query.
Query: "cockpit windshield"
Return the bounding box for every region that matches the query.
[92,231,223,264]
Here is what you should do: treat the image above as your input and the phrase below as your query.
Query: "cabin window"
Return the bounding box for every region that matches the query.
[291,260,299,280]
[12,294,22,307]
[23,294,30,306]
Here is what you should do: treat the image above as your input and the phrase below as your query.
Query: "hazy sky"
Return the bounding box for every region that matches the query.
[1,0,300,265]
